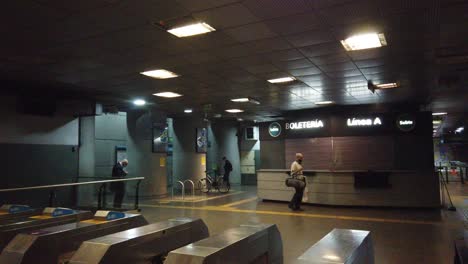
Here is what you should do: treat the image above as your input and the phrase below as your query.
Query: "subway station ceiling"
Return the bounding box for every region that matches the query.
[0,0,467,121]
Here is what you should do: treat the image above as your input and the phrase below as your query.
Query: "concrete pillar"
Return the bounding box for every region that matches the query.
[171,117,207,182]
[126,110,168,198]
[207,120,241,185]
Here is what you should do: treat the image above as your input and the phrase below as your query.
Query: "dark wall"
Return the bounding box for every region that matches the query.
[260,140,285,169]
[261,108,434,172]
[0,143,78,207]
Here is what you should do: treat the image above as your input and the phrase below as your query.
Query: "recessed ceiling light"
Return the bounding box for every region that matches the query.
[341,33,387,51]
[225,109,244,113]
[141,69,179,79]
[267,77,296,83]
[375,82,398,89]
[315,101,334,105]
[167,22,216,38]
[184,109,193,113]
[432,112,447,116]
[133,99,146,106]
[237,118,244,122]
[153,92,183,98]
[231,98,249,102]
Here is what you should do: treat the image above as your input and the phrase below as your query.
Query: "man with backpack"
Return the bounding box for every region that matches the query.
[222,157,233,188]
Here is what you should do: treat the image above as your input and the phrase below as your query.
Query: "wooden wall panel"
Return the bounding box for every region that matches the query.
[333,136,394,170]
[285,138,333,170]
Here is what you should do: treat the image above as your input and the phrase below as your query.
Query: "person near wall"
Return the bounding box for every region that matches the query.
[222,157,233,188]
[111,159,128,209]
[289,153,306,211]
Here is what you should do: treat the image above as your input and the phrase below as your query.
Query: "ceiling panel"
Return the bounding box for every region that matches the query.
[192,3,260,29]
[286,29,335,48]
[224,22,278,42]
[1,0,464,120]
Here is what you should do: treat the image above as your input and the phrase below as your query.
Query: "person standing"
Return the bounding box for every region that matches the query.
[111,159,128,209]
[289,153,305,211]
[222,157,232,188]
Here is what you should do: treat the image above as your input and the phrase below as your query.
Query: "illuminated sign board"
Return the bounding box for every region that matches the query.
[268,122,282,137]
[286,120,324,130]
[347,117,382,127]
[396,114,416,132]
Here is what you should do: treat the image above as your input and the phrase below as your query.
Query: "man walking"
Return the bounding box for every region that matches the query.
[111,159,128,209]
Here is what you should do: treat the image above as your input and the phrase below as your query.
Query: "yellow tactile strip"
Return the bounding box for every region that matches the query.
[138,203,450,226]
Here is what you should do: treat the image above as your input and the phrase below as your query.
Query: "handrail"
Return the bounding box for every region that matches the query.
[184,180,195,198]
[0,177,145,193]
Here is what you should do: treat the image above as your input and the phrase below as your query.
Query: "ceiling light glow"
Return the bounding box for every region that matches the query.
[315,101,334,105]
[341,33,387,51]
[231,98,249,102]
[268,77,296,83]
[432,120,442,125]
[375,82,398,89]
[455,127,464,133]
[432,112,447,116]
[133,99,146,106]
[141,69,179,79]
[167,22,216,38]
[184,109,193,113]
[225,109,244,113]
[153,92,183,98]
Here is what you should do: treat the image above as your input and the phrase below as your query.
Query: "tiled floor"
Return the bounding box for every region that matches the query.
[136,185,465,264]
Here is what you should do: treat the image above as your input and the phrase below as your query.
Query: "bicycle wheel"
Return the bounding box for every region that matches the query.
[198,178,211,193]
[217,178,230,193]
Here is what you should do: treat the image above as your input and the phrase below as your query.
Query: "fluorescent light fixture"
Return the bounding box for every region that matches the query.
[432,112,447,116]
[141,69,179,79]
[153,92,183,98]
[167,22,216,38]
[225,109,244,113]
[323,255,341,261]
[231,98,249,102]
[231,97,260,105]
[133,99,146,106]
[268,77,296,83]
[184,109,193,113]
[375,82,398,89]
[455,127,464,133]
[341,33,387,51]
[432,120,442,125]
[315,101,334,105]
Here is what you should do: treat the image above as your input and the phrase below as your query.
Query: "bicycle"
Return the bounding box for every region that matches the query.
[197,170,230,193]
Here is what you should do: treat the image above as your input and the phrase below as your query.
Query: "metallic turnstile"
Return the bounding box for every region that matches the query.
[0,211,148,264]
[165,223,283,264]
[295,229,374,264]
[0,205,41,222]
[69,217,209,264]
[0,207,92,250]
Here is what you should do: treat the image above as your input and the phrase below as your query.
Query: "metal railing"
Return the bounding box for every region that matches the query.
[184,180,195,199]
[436,162,468,184]
[171,180,196,200]
[172,181,185,200]
[0,177,144,211]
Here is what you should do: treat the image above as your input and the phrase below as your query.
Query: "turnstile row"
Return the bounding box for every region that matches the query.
[0,210,373,264]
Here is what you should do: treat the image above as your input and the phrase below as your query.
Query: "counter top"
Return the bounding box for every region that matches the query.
[257,169,416,173]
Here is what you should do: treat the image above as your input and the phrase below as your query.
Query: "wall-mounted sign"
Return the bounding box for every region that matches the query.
[286,120,324,130]
[196,128,208,153]
[347,117,382,127]
[268,122,282,137]
[396,114,416,132]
